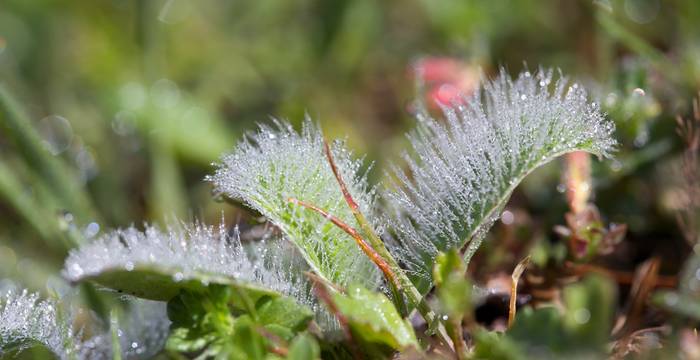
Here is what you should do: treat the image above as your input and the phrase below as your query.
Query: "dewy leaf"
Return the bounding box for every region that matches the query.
[331,284,417,350]
[62,222,312,308]
[208,120,382,289]
[386,69,616,290]
[0,289,77,359]
[1,287,168,360]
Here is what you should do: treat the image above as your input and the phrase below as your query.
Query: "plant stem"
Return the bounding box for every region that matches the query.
[322,141,452,346]
[110,309,123,360]
[445,318,468,360]
[0,84,97,231]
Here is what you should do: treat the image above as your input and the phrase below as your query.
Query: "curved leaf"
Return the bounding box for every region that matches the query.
[386,69,616,291]
[332,284,417,350]
[62,222,307,305]
[208,120,382,289]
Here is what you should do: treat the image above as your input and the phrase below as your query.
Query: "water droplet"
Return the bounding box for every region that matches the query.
[605,93,618,107]
[441,315,449,321]
[632,87,646,97]
[38,115,73,155]
[556,183,567,193]
[624,0,659,24]
[268,133,277,140]
[501,210,515,225]
[520,94,527,100]
[63,212,73,223]
[664,292,679,306]
[75,147,98,183]
[131,341,138,349]
[70,263,83,277]
[112,110,136,135]
[633,131,649,147]
[119,82,147,110]
[573,308,590,324]
[610,160,623,172]
[151,79,180,109]
[173,272,184,282]
[125,261,134,271]
[158,0,193,24]
[83,222,100,238]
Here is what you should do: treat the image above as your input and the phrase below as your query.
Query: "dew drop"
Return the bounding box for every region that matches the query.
[173,272,184,282]
[125,261,134,271]
[83,222,100,238]
[624,0,659,24]
[75,147,98,183]
[501,210,515,225]
[38,115,73,155]
[70,263,83,277]
[119,82,147,110]
[556,183,567,193]
[131,341,138,349]
[151,79,180,109]
[112,110,136,136]
[664,292,679,306]
[573,308,590,324]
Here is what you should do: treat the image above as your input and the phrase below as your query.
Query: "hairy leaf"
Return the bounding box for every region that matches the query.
[387,69,616,290]
[62,222,310,305]
[0,288,169,360]
[0,289,77,359]
[208,120,381,289]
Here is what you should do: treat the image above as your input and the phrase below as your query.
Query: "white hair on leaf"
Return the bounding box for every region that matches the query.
[0,289,77,359]
[62,221,315,311]
[208,120,382,289]
[1,288,171,359]
[386,68,616,289]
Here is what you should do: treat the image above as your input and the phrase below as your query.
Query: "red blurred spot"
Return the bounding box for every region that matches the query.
[412,57,479,110]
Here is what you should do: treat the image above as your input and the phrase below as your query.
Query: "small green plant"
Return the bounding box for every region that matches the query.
[1,68,616,359]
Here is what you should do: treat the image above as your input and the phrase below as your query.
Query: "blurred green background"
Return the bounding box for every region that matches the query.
[0,0,699,295]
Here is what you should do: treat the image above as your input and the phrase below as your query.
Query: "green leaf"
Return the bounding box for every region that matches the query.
[387,70,617,292]
[209,121,382,289]
[80,265,278,302]
[331,284,417,350]
[287,334,320,360]
[63,223,300,305]
[165,285,314,357]
[256,296,314,332]
[506,275,615,355]
[433,250,472,317]
[165,286,235,354]
[229,316,268,360]
[652,290,700,320]
[472,330,527,360]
